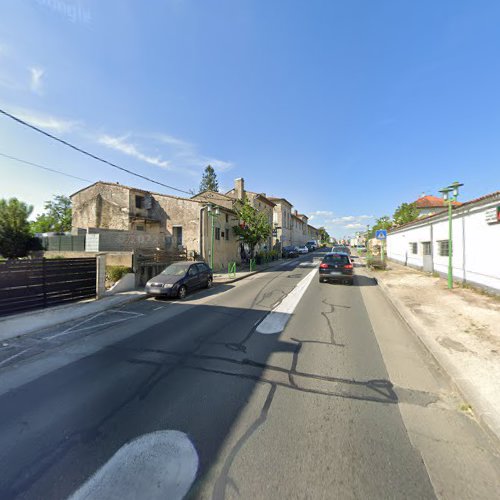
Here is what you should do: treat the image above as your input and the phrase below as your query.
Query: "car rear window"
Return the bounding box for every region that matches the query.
[323,254,349,264]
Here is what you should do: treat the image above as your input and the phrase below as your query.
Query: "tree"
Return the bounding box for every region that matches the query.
[0,198,34,258]
[232,199,271,257]
[318,227,330,245]
[31,195,72,234]
[393,202,419,226]
[198,165,219,193]
[368,215,393,239]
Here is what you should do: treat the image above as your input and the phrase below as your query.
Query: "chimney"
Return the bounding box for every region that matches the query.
[294,209,298,216]
[235,178,245,201]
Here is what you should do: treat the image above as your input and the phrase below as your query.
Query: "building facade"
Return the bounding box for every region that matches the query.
[387,191,500,293]
[71,181,240,269]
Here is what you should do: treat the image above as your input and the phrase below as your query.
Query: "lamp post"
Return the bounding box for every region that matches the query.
[439,181,463,289]
[206,204,220,270]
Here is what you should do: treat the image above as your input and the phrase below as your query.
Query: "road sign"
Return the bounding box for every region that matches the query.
[375,229,387,240]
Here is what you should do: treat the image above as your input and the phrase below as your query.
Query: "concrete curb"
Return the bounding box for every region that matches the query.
[368,264,500,445]
[0,292,147,341]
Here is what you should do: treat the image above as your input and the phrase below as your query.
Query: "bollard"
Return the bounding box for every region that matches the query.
[228,262,236,278]
[249,258,256,272]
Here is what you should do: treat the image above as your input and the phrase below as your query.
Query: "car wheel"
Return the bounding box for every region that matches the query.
[177,285,187,299]
[206,277,213,289]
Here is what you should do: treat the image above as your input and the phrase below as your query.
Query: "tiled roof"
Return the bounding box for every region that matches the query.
[390,191,500,232]
[414,195,461,208]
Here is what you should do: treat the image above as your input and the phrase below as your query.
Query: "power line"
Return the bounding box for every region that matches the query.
[0,152,92,183]
[0,107,193,196]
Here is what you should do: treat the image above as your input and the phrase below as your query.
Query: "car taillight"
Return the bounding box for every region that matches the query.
[320,263,329,269]
[344,264,353,269]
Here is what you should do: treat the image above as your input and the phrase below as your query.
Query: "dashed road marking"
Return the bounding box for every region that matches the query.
[69,430,198,500]
[257,267,318,335]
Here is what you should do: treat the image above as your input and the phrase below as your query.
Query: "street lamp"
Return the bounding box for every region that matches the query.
[439,181,464,289]
[206,204,220,269]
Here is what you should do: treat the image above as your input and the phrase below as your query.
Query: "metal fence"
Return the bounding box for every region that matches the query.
[40,235,86,252]
[0,258,96,317]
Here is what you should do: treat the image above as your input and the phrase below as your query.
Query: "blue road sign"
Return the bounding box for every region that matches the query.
[375,229,387,240]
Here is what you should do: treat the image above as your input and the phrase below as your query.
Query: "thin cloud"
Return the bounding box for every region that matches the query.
[98,134,172,170]
[13,107,79,133]
[145,132,234,173]
[35,0,91,24]
[345,223,364,229]
[30,67,45,94]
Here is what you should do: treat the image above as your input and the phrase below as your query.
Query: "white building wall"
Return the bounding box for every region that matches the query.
[387,196,500,292]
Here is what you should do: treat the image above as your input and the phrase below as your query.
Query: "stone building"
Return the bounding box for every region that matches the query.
[225,178,276,251]
[268,197,294,249]
[71,181,240,269]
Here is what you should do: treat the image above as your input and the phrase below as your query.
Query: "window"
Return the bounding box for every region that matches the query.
[438,240,449,256]
[135,195,144,209]
[215,227,221,240]
[173,226,183,246]
[225,229,229,240]
[422,242,431,255]
[225,214,229,223]
[196,263,208,273]
[136,225,144,231]
[188,266,198,277]
[410,242,418,254]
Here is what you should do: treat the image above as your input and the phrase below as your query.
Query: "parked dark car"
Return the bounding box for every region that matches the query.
[319,253,354,285]
[282,246,299,258]
[145,261,213,299]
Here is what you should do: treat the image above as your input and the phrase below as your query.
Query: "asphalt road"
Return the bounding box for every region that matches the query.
[0,251,499,499]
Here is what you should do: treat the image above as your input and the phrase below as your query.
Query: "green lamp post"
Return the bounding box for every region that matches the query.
[206,204,220,270]
[439,182,464,289]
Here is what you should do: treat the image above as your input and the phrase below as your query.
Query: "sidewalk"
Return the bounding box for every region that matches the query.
[370,259,500,442]
[213,257,294,284]
[0,291,146,342]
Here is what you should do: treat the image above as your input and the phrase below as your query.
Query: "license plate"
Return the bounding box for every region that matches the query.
[330,271,341,275]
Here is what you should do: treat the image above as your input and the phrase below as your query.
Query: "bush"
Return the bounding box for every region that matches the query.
[106,265,133,283]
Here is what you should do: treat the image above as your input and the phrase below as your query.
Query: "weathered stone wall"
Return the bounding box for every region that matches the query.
[71,183,130,230]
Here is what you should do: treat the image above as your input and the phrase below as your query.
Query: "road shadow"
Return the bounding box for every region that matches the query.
[152,283,235,302]
[0,298,399,500]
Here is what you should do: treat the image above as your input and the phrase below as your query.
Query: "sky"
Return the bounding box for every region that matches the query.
[1,0,500,238]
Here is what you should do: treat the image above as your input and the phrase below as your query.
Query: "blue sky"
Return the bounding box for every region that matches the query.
[1,0,499,238]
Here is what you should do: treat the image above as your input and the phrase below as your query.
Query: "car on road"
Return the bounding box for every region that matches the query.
[331,245,351,255]
[297,245,309,255]
[282,246,299,258]
[306,240,318,251]
[145,261,213,299]
[319,252,354,285]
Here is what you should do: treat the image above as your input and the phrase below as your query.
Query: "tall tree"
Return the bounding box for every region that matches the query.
[198,165,219,193]
[31,195,72,234]
[0,198,34,258]
[368,215,393,238]
[393,202,419,226]
[232,199,271,257]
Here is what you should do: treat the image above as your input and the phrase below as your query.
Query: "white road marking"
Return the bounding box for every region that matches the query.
[256,267,318,334]
[44,310,142,340]
[0,349,29,367]
[69,430,198,500]
[108,309,145,316]
[153,306,164,310]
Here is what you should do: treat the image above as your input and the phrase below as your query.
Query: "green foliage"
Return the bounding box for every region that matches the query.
[31,195,72,234]
[318,227,330,243]
[368,215,393,239]
[232,199,271,257]
[198,165,219,193]
[393,202,419,226]
[0,198,34,258]
[106,265,133,283]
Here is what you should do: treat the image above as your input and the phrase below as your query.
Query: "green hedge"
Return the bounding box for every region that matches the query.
[106,265,133,283]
